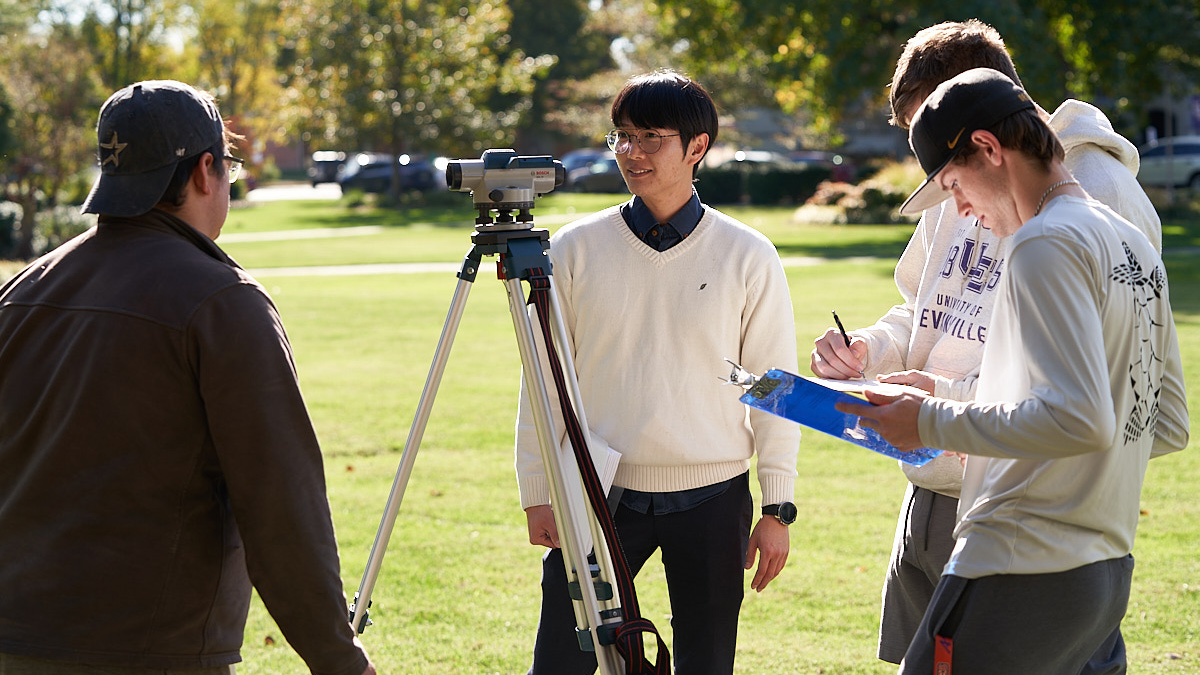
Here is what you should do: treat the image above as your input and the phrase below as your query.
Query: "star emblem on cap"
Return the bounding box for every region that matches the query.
[99,131,128,168]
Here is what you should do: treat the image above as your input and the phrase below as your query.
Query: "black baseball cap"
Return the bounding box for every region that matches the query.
[82,80,224,217]
[899,68,1035,216]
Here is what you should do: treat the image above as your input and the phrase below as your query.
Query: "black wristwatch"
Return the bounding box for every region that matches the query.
[762,502,797,526]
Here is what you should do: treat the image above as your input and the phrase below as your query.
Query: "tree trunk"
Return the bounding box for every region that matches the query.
[15,193,37,260]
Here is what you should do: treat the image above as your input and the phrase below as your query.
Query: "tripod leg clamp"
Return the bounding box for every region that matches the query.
[567,562,613,601]
[349,592,373,634]
[576,619,621,652]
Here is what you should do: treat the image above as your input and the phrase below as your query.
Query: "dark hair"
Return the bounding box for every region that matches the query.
[610,70,718,176]
[890,20,1023,129]
[157,127,243,209]
[954,108,1064,171]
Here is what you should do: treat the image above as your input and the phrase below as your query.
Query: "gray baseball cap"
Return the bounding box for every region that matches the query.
[82,80,224,217]
[899,68,1035,216]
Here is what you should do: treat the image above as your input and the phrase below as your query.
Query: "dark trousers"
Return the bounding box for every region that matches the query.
[527,473,752,675]
[900,555,1134,675]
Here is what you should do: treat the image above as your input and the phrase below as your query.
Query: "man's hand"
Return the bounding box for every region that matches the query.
[878,369,937,395]
[744,516,789,592]
[525,504,560,548]
[835,389,928,452]
[810,327,867,379]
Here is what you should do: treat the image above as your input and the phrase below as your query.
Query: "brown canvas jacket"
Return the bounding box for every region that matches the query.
[0,210,367,675]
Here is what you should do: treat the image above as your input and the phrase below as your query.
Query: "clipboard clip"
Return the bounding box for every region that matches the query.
[720,358,760,390]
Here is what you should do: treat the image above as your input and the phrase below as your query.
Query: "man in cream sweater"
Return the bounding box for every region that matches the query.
[515,70,800,674]
[841,68,1188,675]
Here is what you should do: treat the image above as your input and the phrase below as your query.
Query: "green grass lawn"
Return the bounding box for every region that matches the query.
[218,194,918,269]
[221,194,1200,674]
[4,193,1197,673]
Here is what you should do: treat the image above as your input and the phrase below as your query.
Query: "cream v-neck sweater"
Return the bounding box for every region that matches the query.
[515,205,801,509]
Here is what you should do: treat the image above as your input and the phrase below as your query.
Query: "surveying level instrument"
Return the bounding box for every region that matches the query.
[349,149,656,674]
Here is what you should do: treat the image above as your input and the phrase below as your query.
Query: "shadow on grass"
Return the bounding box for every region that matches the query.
[774,239,911,259]
[1163,256,1200,317]
[281,201,479,229]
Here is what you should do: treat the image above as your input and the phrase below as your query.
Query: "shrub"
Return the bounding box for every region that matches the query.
[1143,186,1200,221]
[340,188,373,209]
[0,201,20,259]
[694,167,744,204]
[696,163,833,205]
[32,205,96,256]
[797,158,923,225]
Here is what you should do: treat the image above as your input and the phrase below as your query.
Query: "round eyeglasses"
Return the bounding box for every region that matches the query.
[224,155,245,184]
[606,129,681,155]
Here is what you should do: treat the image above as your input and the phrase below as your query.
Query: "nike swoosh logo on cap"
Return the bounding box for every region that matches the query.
[947,128,965,149]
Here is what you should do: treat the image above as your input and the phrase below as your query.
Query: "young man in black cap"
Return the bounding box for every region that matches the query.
[838,68,1188,674]
[0,81,374,675]
[809,20,1168,670]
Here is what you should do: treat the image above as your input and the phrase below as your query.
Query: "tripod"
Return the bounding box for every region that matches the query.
[349,200,626,674]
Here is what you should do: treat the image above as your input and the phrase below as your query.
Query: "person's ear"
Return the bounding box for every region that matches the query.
[686,133,710,166]
[970,130,1004,167]
[190,152,218,196]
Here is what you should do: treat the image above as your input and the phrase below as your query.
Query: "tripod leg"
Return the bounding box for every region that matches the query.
[503,277,625,675]
[538,277,628,637]
[350,275,475,634]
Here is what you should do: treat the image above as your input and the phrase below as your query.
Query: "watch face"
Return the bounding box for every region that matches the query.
[778,501,798,525]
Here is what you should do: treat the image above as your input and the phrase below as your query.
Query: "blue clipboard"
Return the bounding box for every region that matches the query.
[740,369,942,466]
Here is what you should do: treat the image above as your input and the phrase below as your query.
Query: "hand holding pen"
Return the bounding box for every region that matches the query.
[832,310,852,348]
[809,310,867,379]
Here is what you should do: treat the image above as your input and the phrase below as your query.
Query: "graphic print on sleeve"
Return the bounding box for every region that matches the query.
[1109,241,1167,445]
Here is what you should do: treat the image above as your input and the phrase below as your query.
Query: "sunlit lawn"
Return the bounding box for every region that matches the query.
[4,192,1195,673]
[220,193,1200,674]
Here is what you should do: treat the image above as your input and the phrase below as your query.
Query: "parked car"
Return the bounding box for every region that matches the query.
[710,149,794,169]
[308,150,346,186]
[789,150,856,182]
[561,147,609,173]
[1138,136,1200,191]
[560,147,610,190]
[338,152,437,193]
[567,153,628,193]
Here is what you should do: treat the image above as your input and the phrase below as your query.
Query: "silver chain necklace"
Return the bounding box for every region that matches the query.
[1034,179,1080,216]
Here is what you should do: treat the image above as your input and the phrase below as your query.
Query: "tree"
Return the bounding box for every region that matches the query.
[502,0,612,152]
[44,0,185,90]
[278,0,555,195]
[0,30,106,259]
[532,0,722,151]
[183,0,291,166]
[652,0,1200,144]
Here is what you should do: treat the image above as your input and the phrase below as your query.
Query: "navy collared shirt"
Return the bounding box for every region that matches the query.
[618,477,737,516]
[615,188,732,514]
[620,190,704,252]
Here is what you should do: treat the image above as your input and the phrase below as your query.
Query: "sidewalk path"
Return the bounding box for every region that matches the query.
[228,215,709,278]
[244,255,878,278]
[221,212,582,245]
[231,218,1193,279]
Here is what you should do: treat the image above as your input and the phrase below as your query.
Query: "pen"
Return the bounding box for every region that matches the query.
[832,310,852,348]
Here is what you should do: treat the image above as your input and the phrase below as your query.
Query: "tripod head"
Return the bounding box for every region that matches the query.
[445,149,565,228]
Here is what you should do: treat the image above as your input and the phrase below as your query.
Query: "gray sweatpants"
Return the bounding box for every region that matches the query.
[899,555,1133,675]
[878,484,959,664]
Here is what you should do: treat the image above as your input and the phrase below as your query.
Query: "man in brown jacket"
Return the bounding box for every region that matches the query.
[0,80,374,675]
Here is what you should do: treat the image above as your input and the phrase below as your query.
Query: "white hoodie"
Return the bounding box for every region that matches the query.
[852,99,1163,497]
